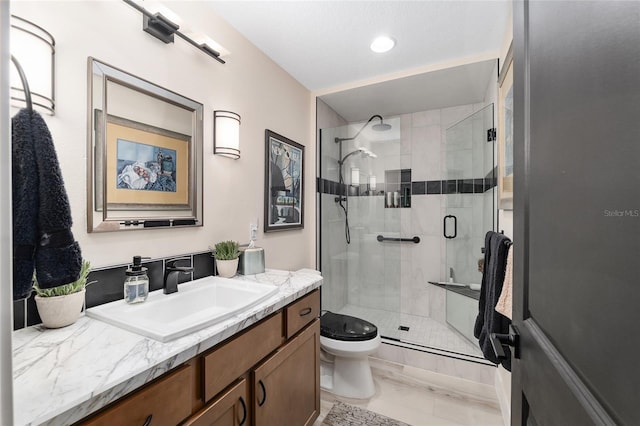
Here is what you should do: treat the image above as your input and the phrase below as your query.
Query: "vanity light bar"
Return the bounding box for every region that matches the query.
[143,12,179,44]
[123,0,226,64]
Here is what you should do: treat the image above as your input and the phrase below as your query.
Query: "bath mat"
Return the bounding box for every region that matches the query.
[322,401,410,426]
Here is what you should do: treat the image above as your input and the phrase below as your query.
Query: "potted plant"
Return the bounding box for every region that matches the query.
[213,240,240,278]
[33,260,96,328]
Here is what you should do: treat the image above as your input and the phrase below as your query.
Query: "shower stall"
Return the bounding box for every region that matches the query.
[318,103,496,360]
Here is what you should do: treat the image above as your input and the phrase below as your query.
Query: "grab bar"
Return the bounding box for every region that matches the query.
[376,235,420,244]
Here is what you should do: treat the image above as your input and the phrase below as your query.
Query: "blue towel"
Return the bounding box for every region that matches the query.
[474,231,512,371]
[12,109,82,300]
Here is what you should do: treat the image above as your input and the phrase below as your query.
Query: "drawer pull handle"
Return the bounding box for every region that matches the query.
[238,396,247,425]
[257,379,267,406]
[299,307,313,317]
[142,414,152,426]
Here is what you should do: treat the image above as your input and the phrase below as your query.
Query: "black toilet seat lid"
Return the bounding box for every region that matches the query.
[320,312,378,341]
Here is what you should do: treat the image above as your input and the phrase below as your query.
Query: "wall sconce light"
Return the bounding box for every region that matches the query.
[214,111,241,159]
[351,168,360,186]
[123,0,228,64]
[10,15,55,114]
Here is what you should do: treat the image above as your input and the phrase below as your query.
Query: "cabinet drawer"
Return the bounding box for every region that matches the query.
[183,378,249,426]
[80,363,192,426]
[285,289,320,339]
[203,311,283,402]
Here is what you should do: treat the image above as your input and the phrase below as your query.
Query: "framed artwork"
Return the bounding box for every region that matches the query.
[264,129,304,232]
[88,57,203,233]
[498,47,514,210]
[96,112,192,210]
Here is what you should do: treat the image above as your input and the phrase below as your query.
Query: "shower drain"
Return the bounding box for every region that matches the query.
[398,325,410,331]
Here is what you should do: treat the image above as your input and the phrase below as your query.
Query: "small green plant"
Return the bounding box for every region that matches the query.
[213,240,240,260]
[33,260,96,297]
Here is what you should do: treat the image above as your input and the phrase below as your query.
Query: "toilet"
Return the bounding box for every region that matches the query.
[319,311,381,399]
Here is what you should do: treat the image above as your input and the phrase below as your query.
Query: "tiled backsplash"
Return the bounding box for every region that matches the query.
[13,251,214,330]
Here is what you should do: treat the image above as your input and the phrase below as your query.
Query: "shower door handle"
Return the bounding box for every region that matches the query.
[443,215,457,239]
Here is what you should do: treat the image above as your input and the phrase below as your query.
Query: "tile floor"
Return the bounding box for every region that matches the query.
[338,304,482,358]
[315,358,504,426]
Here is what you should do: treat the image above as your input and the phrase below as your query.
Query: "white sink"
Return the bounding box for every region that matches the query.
[86,276,279,342]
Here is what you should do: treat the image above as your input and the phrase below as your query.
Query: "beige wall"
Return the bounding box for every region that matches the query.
[10,1,314,270]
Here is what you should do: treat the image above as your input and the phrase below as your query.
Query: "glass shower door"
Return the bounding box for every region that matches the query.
[318,117,403,341]
[443,104,495,350]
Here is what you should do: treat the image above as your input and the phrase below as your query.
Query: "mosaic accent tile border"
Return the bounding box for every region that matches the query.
[317,176,496,196]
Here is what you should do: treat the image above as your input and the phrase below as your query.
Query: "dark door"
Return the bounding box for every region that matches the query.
[512,1,640,424]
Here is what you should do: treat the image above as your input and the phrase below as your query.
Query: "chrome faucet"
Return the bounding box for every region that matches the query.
[163,258,193,294]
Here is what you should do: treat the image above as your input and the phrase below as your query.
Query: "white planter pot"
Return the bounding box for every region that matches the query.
[35,288,86,329]
[216,258,239,278]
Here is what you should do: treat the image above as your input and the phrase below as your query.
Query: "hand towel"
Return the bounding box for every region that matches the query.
[474,231,512,371]
[30,110,82,288]
[11,109,82,300]
[11,109,39,300]
[495,244,513,320]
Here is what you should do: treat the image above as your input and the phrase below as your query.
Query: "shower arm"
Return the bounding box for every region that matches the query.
[334,115,384,143]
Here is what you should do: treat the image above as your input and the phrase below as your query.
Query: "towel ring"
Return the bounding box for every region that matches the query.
[10,55,33,113]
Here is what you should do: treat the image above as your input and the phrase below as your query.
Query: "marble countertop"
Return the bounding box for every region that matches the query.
[12,269,322,426]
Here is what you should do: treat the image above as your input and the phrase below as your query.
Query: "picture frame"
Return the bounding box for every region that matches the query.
[264,129,304,232]
[95,112,192,211]
[498,46,514,210]
[87,57,203,233]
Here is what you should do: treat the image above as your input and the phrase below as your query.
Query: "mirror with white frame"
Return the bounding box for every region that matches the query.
[87,58,203,232]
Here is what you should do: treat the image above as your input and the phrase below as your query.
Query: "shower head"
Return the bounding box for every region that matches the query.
[360,147,377,158]
[334,114,391,143]
[372,121,392,132]
[338,147,377,165]
[369,115,392,132]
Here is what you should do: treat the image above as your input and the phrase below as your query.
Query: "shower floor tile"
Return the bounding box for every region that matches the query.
[337,304,482,358]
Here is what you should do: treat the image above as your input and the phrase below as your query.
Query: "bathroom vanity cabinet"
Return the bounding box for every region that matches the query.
[78,289,320,426]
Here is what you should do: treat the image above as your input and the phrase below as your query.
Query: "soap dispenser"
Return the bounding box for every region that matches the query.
[124,256,149,304]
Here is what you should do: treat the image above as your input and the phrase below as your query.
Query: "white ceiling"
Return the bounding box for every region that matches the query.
[320,59,497,121]
[207,1,510,120]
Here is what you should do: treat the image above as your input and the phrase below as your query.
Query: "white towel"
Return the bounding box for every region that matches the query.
[495,244,513,319]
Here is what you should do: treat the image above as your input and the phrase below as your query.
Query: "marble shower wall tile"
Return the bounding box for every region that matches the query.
[400,113,413,154]
[411,125,442,182]
[441,105,475,129]
[411,109,441,127]
[410,195,442,236]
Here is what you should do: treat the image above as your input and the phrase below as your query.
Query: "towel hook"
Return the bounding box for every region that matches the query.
[10,55,33,114]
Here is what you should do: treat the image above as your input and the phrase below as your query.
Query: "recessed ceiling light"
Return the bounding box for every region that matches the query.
[370,36,395,53]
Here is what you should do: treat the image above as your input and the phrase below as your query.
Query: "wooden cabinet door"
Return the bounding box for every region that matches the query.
[252,319,319,426]
[203,312,283,402]
[183,378,249,426]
